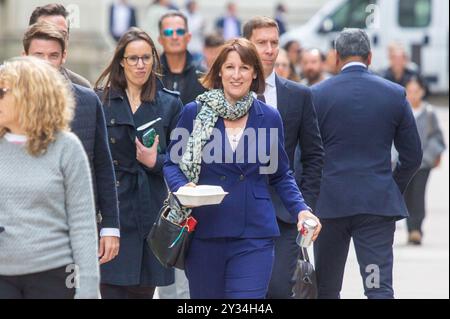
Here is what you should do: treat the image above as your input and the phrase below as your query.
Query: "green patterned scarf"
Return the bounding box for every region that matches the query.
[179,89,254,183]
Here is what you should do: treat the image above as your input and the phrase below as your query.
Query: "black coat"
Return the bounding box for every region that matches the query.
[160,52,206,105]
[96,86,182,286]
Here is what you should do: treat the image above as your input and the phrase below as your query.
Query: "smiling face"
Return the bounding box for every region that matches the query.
[121,40,154,89]
[249,27,280,77]
[221,51,256,105]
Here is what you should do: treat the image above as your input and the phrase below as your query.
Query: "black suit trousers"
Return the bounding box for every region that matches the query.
[267,219,299,299]
[314,214,396,299]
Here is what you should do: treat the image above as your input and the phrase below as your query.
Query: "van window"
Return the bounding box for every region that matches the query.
[323,0,377,32]
[399,0,431,27]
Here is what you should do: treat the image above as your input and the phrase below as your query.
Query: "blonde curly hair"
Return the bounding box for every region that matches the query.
[0,56,74,156]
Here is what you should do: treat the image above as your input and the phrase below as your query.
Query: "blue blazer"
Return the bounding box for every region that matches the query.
[311,65,422,219]
[164,99,309,239]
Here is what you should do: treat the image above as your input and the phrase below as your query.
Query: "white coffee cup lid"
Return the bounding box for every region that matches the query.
[304,218,318,227]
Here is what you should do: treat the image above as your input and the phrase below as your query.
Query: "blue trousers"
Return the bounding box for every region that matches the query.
[185,237,275,299]
[314,214,397,299]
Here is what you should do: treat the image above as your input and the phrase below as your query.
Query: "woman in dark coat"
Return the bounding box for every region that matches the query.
[95,27,182,299]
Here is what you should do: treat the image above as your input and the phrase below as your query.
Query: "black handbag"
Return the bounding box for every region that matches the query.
[147,193,196,270]
[291,247,318,299]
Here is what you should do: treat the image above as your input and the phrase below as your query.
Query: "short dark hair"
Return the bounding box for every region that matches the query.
[283,40,300,52]
[405,75,427,90]
[29,4,68,25]
[158,11,189,34]
[204,33,225,48]
[201,38,265,94]
[23,21,66,54]
[243,16,279,40]
[335,28,371,60]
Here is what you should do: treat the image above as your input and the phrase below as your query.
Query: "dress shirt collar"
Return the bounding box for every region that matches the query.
[342,62,367,71]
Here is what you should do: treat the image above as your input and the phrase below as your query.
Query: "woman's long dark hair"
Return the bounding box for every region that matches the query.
[95,27,161,103]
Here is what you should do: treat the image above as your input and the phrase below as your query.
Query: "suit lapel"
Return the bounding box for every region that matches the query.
[275,75,290,119]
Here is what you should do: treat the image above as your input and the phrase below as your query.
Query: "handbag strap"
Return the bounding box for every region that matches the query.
[168,191,182,207]
[162,178,183,207]
[301,247,310,263]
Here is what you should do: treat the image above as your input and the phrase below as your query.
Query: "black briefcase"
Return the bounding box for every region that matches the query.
[291,247,318,299]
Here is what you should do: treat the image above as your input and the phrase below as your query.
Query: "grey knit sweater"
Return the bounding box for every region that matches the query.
[0,132,100,299]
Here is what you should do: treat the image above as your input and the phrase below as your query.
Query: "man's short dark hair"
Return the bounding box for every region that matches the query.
[405,75,428,91]
[158,11,189,34]
[204,34,225,48]
[29,3,68,26]
[23,21,66,54]
[335,28,371,60]
[243,16,279,40]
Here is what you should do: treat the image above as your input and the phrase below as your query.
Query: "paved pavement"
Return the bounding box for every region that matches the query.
[339,101,449,299]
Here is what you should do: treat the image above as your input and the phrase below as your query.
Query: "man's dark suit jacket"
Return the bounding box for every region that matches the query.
[269,75,324,223]
[311,65,422,220]
[71,84,119,229]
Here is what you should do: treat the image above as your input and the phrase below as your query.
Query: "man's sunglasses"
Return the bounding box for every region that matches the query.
[162,28,187,37]
[0,88,10,99]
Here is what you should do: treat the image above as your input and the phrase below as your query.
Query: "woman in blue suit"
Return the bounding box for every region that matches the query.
[164,38,321,299]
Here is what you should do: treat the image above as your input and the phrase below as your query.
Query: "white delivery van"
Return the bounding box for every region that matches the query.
[281,0,449,94]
